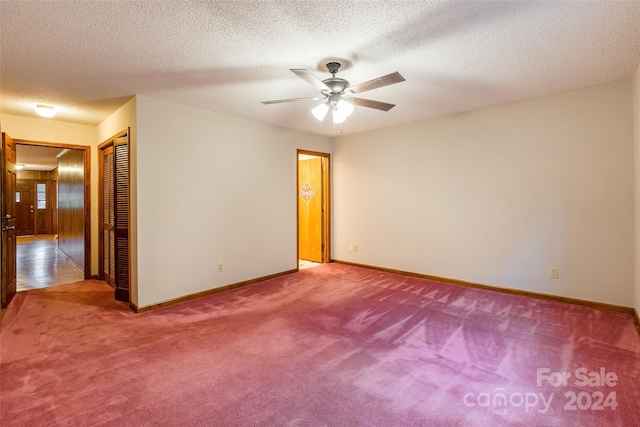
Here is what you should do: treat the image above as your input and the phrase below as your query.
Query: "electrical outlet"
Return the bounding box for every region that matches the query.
[348,244,358,252]
[550,268,559,279]
[217,263,223,272]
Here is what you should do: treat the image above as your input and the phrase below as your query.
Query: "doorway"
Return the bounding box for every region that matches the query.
[13,140,90,276]
[2,135,91,310]
[297,150,330,269]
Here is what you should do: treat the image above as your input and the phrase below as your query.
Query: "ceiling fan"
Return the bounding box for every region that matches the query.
[261,62,405,124]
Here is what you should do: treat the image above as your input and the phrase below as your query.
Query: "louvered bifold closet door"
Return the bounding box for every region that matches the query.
[113,137,130,302]
[102,147,115,286]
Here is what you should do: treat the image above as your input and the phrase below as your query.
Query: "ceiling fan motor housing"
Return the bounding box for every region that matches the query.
[326,62,342,75]
[322,62,350,95]
[323,78,350,94]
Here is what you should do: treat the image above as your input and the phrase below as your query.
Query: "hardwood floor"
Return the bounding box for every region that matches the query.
[17,235,85,291]
[299,259,321,270]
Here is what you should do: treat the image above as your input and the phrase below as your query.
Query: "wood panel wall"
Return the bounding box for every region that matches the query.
[57,150,85,271]
[16,170,53,180]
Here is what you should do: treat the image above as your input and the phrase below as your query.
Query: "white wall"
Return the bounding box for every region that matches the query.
[633,63,640,314]
[0,114,96,145]
[135,96,333,307]
[96,97,137,304]
[0,113,98,273]
[334,80,634,306]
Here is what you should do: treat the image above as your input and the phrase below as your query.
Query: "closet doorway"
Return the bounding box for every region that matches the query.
[98,129,130,303]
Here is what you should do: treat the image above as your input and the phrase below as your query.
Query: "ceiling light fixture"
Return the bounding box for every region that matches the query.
[312,102,329,121]
[312,94,354,124]
[34,104,56,118]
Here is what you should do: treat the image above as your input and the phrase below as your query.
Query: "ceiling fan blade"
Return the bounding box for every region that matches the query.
[290,69,331,92]
[261,96,323,105]
[352,97,396,112]
[347,72,405,94]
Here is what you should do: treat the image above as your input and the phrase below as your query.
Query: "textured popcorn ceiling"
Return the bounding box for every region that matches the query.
[1,1,639,137]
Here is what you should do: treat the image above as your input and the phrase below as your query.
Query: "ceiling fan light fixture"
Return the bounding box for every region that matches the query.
[312,102,329,121]
[332,109,347,124]
[336,99,354,117]
[35,104,56,118]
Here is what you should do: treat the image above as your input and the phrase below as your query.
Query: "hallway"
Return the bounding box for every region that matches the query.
[17,235,85,291]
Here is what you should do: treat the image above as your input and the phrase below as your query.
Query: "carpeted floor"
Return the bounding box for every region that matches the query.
[1,263,639,426]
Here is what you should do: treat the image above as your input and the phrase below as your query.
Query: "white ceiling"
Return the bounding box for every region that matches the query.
[16,145,64,171]
[1,1,639,137]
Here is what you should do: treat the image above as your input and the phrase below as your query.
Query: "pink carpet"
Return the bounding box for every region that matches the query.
[1,263,639,426]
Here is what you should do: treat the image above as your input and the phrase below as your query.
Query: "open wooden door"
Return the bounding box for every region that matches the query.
[298,157,324,262]
[1,133,17,308]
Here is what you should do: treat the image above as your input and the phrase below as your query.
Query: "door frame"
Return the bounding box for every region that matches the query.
[13,139,92,280]
[296,149,331,267]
